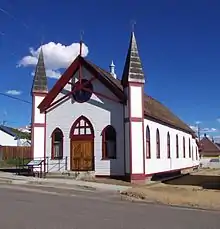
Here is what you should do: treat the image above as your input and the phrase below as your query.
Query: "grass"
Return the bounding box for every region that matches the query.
[0,158,31,168]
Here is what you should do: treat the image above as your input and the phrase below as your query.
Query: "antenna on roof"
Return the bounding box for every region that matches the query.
[79,30,84,56]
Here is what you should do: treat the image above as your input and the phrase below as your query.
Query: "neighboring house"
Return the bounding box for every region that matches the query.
[0,125,31,146]
[199,134,220,167]
[31,31,199,183]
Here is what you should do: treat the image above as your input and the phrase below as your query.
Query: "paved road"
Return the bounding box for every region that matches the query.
[0,184,219,229]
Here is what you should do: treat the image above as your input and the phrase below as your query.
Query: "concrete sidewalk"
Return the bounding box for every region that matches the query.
[0,172,129,192]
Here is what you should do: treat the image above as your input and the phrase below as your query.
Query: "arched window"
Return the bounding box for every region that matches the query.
[189,138,191,158]
[183,137,186,158]
[176,135,179,158]
[192,146,194,160]
[51,128,63,160]
[146,126,151,158]
[69,115,94,140]
[195,146,198,160]
[167,132,170,158]
[102,125,116,159]
[156,129,160,159]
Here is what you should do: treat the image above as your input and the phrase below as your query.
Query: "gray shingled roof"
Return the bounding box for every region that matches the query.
[121,32,145,86]
[31,48,48,93]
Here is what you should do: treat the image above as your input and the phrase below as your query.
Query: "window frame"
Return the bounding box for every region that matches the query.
[101,125,117,160]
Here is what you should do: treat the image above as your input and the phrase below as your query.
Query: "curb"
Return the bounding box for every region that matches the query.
[0,178,97,190]
[0,177,128,192]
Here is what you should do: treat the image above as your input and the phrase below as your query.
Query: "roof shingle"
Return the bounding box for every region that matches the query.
[85,60,194,135]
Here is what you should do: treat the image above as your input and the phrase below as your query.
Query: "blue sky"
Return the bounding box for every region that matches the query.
[0,0,220,139]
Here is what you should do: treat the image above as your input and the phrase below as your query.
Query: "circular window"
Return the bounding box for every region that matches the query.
[72,79,93,103]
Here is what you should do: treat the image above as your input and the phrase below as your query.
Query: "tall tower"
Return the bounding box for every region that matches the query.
[31,48,48,160]
[122,32,146,182]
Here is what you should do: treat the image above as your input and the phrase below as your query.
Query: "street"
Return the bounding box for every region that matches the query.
[0,184,219,229]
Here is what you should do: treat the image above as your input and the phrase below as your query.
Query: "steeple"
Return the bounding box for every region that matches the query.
[109,60,116,78]
[31,48,48,94]
[121,32,145,87]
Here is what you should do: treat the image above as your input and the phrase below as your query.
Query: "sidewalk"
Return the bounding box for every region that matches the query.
[0,172,129,192]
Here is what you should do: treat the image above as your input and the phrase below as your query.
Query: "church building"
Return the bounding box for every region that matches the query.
[31,31,199,182]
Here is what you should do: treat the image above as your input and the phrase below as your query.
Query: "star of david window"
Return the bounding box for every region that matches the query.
[72,79,93,103]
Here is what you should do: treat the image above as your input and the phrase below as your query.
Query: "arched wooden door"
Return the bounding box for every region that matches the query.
[70,116,94,171]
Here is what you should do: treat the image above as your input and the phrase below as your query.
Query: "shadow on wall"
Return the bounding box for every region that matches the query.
[163,174,220,190]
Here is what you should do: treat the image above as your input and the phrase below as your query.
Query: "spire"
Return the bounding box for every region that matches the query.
[121,32,145,87]
[109,60,116,78]
[31,48,48,94]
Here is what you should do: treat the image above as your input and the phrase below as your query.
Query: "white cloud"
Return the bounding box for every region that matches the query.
[190,125,218,133]
[202,127,217,133]
[18,41,89,79]
[6,90,22,95]
[190,125,198,132]
[195,121,201,124]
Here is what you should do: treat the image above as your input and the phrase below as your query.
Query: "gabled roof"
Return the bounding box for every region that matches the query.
[38,56,126,112]
[0,125,31,140]
[199,136,220,156]
[38,56,194,135]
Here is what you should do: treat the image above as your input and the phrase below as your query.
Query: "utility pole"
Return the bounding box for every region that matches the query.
[197,123,201,141]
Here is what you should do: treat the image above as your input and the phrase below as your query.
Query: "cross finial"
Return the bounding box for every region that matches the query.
[40,35,44,47]
[80,30,84,41]
[130,20,136,32]
[79,30,84,56]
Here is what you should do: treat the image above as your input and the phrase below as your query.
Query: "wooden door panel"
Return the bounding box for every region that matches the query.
[71,141,93,171]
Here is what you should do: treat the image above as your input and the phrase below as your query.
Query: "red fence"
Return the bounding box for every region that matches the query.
[0,146,32,160]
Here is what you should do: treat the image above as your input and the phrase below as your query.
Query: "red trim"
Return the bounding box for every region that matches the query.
[44,113,47,173]
[69,115,94,139]
[31,95,35,159]
[31,93,47,161]
[183,137,186,158]
[126,82,145,180]
[128,86,132,177]
[101,125,117,160]
[38,56,80,111]
[146,125,151,159]
[32,123,45,127]
[38,56,126,113]
[81,58,125,102]
[95,165,198,182]
[156,128,160,158]
[51,128,64,159]
[167,132,171,158]
[176,134,179,158]
[124,117,142,122]
[32,92,48,96]
[189,138,191,157]
[83,87,122,103]
[141,85,145,174]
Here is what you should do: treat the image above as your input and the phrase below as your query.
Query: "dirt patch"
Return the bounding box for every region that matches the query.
[122,183,220,210]
[122,170,220,210]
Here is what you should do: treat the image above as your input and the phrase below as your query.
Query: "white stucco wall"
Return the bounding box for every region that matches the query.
[143,119,199,175]
[33,96,45,124]
[45,67,125,175]
[32,94,46,160]
[33,127,45,159]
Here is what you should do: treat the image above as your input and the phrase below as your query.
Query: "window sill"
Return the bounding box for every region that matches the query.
[101,158,117,160]
[51,158,63,160]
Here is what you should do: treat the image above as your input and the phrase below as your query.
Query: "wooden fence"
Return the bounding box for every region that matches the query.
[0,146,32,160]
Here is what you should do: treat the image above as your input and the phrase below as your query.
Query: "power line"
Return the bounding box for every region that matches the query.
[0,92,31,104]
